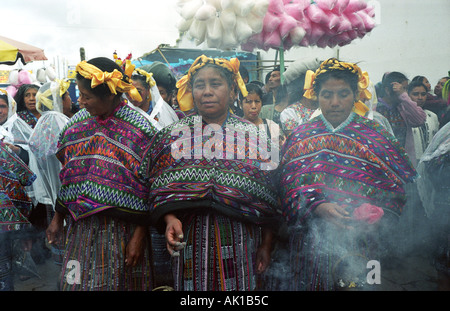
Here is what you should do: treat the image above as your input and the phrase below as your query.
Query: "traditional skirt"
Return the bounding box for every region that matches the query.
[173,212,261,291]
[59,214,153,291]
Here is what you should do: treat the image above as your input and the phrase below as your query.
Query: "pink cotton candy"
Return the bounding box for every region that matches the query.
[352,203,384,224]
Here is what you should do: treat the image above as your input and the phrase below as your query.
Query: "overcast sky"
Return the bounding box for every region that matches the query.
[2,0,181,67]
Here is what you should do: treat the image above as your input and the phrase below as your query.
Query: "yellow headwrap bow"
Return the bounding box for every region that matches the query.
[176,55,248,112]
[76,60,142,102]
[131,68,156,102]
[303,58,371,116]
[57,78,71,97]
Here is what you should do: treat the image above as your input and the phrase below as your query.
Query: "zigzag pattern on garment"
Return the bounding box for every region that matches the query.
[153,166,276,205]
[56,104,156,219]
[278,113,416,222]
[145,114,278,222]
[60,179,148,210]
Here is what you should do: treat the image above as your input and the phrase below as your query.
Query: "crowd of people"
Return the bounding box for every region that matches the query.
[0,53,449,291]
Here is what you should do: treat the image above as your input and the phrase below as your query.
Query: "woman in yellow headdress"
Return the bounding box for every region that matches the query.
[46,57,158,291]
[141,55,280,291]
[276,58,416,291]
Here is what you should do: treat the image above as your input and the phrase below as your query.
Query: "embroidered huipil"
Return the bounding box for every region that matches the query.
[278,112,416,226]
[141,114,279,228]
[56,102,157,224]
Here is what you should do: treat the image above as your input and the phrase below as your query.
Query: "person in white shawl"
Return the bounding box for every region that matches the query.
[416,122,450,290]
[126,66,179,131]
[29,80,70,207]
[28,79,71,265]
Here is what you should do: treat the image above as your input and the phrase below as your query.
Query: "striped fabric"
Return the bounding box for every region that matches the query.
[59,215,153,291]
[172,213,261,291]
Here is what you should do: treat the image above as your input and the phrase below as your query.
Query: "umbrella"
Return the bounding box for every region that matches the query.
[0,35,48,65]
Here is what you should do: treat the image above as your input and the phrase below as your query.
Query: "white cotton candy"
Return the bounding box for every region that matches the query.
[246,12,264,33]
[178,17,194,32]
[221,0,233,11]
[36,69,47,84]
[195,4,217,21]
[8,70,19,86]
[252,0,269,17]
[46,66,57,81]
[233,0,255,17]
[205,0,223,10]
[206,16,223,43]
[289,26,306,45]
[235,17,254,42]
[180,0,203,20]
[189,19,207,42]
[221,30,238,48]
[219,9,237,30]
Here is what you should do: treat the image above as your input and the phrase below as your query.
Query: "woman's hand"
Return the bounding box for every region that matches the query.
[164,214,185,257]
[314,202,353,229]
[125,225,148,267]
[46,211,65,245]
[256,229,274,274]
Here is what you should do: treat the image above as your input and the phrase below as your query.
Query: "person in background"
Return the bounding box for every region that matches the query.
[279,73,318,136]
[28,80,72,265]
[262,66,281,106]
[128,66,179,130]
[142,61,185,119]
[277,58,416,291]
[14,84,41,129]
[412,75,448,120]
[416,121,450,290]
[408,81,440,160]
[376,72,426,167]
[46,57,158,291]
[143,55,280,291]
[240,82,283,144]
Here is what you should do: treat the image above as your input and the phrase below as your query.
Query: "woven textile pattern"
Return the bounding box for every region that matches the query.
[56,104,157,221]
[0,142,35,232]
[278,113,416,224]
[142,114,279,225]
[59,215,153,291]
[172,213,261,291]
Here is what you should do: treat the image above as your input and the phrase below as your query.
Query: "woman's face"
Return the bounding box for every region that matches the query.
[409,85,427,107]
[0,98,8,125]
[192,66,233,122]
[24,87,38,112]
[318,77,356,128]
[76,80,115,117]
[62,92,73,116]
[434,78,449,96]
[421,77,431,92]
[242,92,262,123]
[129,79,150,110]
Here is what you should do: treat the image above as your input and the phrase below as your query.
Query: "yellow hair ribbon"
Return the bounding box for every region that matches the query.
[303,58,371,116]
[134,68,155,88]
[56,79,71,97]
[176,55,248,112]
[36,88,54,111]
[76,60,142,102]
